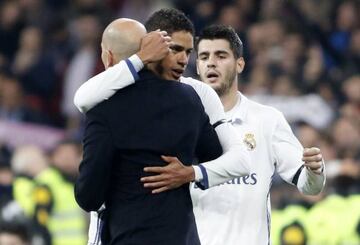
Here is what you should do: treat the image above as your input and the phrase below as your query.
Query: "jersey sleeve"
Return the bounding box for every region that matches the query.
[180,77,225,125]
[272,111,326,194]
[272,111,304,183]
[296,164,325,195]
[73,55,143,113]
[196,122,251,188]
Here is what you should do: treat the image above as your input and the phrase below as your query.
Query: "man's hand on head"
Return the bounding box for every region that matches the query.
[141,155,195,194]
[136,30,171,64]
[302,147,324,175]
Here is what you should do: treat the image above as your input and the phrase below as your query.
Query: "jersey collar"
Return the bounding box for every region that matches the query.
[226,92,249,124]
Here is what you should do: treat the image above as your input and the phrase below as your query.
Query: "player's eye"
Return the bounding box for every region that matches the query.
[169,46,178,53]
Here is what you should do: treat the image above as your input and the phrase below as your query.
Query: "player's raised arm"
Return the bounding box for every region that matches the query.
[73,30,170,113]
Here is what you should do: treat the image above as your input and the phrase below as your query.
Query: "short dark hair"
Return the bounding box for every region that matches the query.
[145,8,195,36]
[196,24,243,58]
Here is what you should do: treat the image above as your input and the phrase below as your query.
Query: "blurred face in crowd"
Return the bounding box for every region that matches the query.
[196,39,244,96]
[52,143,82,177]
[0,233,28,245]
[153,31,193,81]
[0,78,23,110]
[333,117,360,151]
[297,124,320,147]
[342,76,360,104]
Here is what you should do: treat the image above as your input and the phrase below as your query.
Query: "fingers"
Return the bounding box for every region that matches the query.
[161,155,178,163]
[143,166,165,173]
[304,160,323,175]
[302,154,323,163]
[147,30,170,41]
[303,147,320,157]
[303,147,323,174]
[144,181,168,188]
[158,30,168,37]
[304,161,323,170]
[143,156,179,174]
[302,147,322,164]
[141,174,166,182]
[152,186,169,194]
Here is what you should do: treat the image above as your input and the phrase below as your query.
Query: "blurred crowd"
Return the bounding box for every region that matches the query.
[0,0,359,244]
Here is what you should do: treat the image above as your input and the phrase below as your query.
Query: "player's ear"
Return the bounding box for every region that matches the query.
[236,57,245,74]
[107,50,115,67]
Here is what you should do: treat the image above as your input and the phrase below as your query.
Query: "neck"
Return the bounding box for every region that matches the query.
[146,63,159,75]
[220,80,239,112]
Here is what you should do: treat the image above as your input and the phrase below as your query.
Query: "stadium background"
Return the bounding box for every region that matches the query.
[0,0,359,244]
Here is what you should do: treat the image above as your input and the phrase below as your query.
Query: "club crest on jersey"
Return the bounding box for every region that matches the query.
[243,133,256,151]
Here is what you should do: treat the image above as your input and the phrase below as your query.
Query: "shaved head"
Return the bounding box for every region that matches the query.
[101,18,146,68]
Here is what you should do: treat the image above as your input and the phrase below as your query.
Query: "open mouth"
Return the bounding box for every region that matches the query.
[171,69,184,80]
[206,71,219,82]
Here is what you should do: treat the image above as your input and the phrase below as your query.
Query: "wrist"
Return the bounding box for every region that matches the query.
[187,166,195,182]
[136,51,150,65]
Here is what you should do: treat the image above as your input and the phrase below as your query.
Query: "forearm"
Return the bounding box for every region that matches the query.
[73,54,143,113]
[195,123,251,189]
[297,162,326,195]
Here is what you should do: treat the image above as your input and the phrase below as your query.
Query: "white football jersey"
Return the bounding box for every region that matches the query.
[191,92,318,245]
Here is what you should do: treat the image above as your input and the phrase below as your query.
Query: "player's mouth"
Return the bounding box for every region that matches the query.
[171,69,184,80]
[206,71,220,83]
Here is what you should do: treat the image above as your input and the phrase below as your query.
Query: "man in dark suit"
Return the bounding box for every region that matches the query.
[74,19,222,245]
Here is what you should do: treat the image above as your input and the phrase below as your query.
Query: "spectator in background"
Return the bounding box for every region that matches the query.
[10,142,87,245]
[18,0,52,29]
[341,75,360,123]
[12,26,57,114]
[345,29,360,75]
[332,117,360,159]
[296,122,321,148]
[0,221,31,245]
[10,145,52,245]
[0,151,13,211]
[46,140,87,245]
[217,4,243,32]
[330,1,358,54]
[0,1,24,64]
[0,72,49,125]
[303,44,326,90]
[118,0,173,24]
[51,139,82,183]
[190,0,216,33]
[61,14,101,133]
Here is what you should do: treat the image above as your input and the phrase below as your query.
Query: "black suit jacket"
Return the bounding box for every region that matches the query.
[75,70,222,245]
